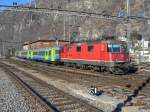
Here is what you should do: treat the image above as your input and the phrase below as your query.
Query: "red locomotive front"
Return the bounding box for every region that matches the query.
[106,41,129,62]
[60,40,131,74]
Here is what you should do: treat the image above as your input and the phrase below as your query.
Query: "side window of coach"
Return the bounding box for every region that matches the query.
[88,45,94,52]
[33,52,38,55]
[39,51,45,56]
[49,50,51,55]
[22,52,27,56]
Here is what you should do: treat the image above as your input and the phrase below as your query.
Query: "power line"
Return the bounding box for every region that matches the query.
[0,4,149,22]
[0,40,22,44]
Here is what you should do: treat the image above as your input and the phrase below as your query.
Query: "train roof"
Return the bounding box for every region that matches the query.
[23,39,69,45]
[33,47,60,50]
[65,40,127,46]
[18,47,60,52]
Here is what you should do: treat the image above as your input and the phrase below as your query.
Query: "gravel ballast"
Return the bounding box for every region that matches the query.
[0,67,47,112]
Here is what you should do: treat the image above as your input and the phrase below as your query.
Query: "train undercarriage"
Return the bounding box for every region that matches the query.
[63,61,138,75]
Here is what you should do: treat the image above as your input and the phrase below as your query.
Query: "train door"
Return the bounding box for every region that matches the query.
[28,50,31,59]
[99,44,106,62]
[45,50,49,61]
[30,51,33,59]
[87,45,94,60]
[49,50,51,62]
[51,48,55,62]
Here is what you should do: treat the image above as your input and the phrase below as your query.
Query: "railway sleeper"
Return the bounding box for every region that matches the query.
[49,97,68,102]
[58,103,82,111]
[31,87,50,92]
[50,97,69,102]
[39,91,58,95]
[46,94,63,99]
[54,101,76,107]
[61,107,88,112]
[47,92,62,96]
[39,92,58,97]
[52,99,72,105]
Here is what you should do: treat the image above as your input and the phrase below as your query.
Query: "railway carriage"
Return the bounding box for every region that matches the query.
[33,47,60,63]
[17,50,32,59]
[32,48,48,61]
[16,47,61,64]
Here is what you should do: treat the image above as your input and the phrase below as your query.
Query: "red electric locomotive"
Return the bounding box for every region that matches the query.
[61,40,132,74]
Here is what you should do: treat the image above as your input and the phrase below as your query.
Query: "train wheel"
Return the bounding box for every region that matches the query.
[128,63,138,73]
[72,63,76,68]
[109,67,125,75]
[122,66,129,74]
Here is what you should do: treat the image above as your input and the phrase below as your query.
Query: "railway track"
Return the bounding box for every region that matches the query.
[0,61,102,112]
[8,58,136,78]
[7,58,150,89]
[2,58,150,109]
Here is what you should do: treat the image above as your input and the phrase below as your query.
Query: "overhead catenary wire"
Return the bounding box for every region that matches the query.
[0,4,149,22]
[0,40,22,44]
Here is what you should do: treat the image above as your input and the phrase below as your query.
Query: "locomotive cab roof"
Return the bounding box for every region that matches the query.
[65,39,127,47]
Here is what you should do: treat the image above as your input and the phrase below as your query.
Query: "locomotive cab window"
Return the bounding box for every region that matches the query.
[77,46,81,52]
[108,44,121,53]
[88,45,94,52]
[121,44,129,53]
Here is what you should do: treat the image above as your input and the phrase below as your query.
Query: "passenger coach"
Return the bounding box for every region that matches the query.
[16,47,60,64]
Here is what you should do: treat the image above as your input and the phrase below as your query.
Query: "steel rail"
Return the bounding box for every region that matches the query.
[7,58,150,97]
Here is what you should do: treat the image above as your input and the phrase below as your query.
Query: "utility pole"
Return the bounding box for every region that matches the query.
[69,16,71,44]
[142,0,146,62]
[2,41,4,56]
[127,0,130,17]
[126,0,131,49]
[63,15,66,40]
[0,39,5,56]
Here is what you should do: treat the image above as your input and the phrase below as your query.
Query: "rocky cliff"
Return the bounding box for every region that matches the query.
[0,0,149,43]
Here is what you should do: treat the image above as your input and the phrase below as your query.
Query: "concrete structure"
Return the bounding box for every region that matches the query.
[23,39,69,50]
